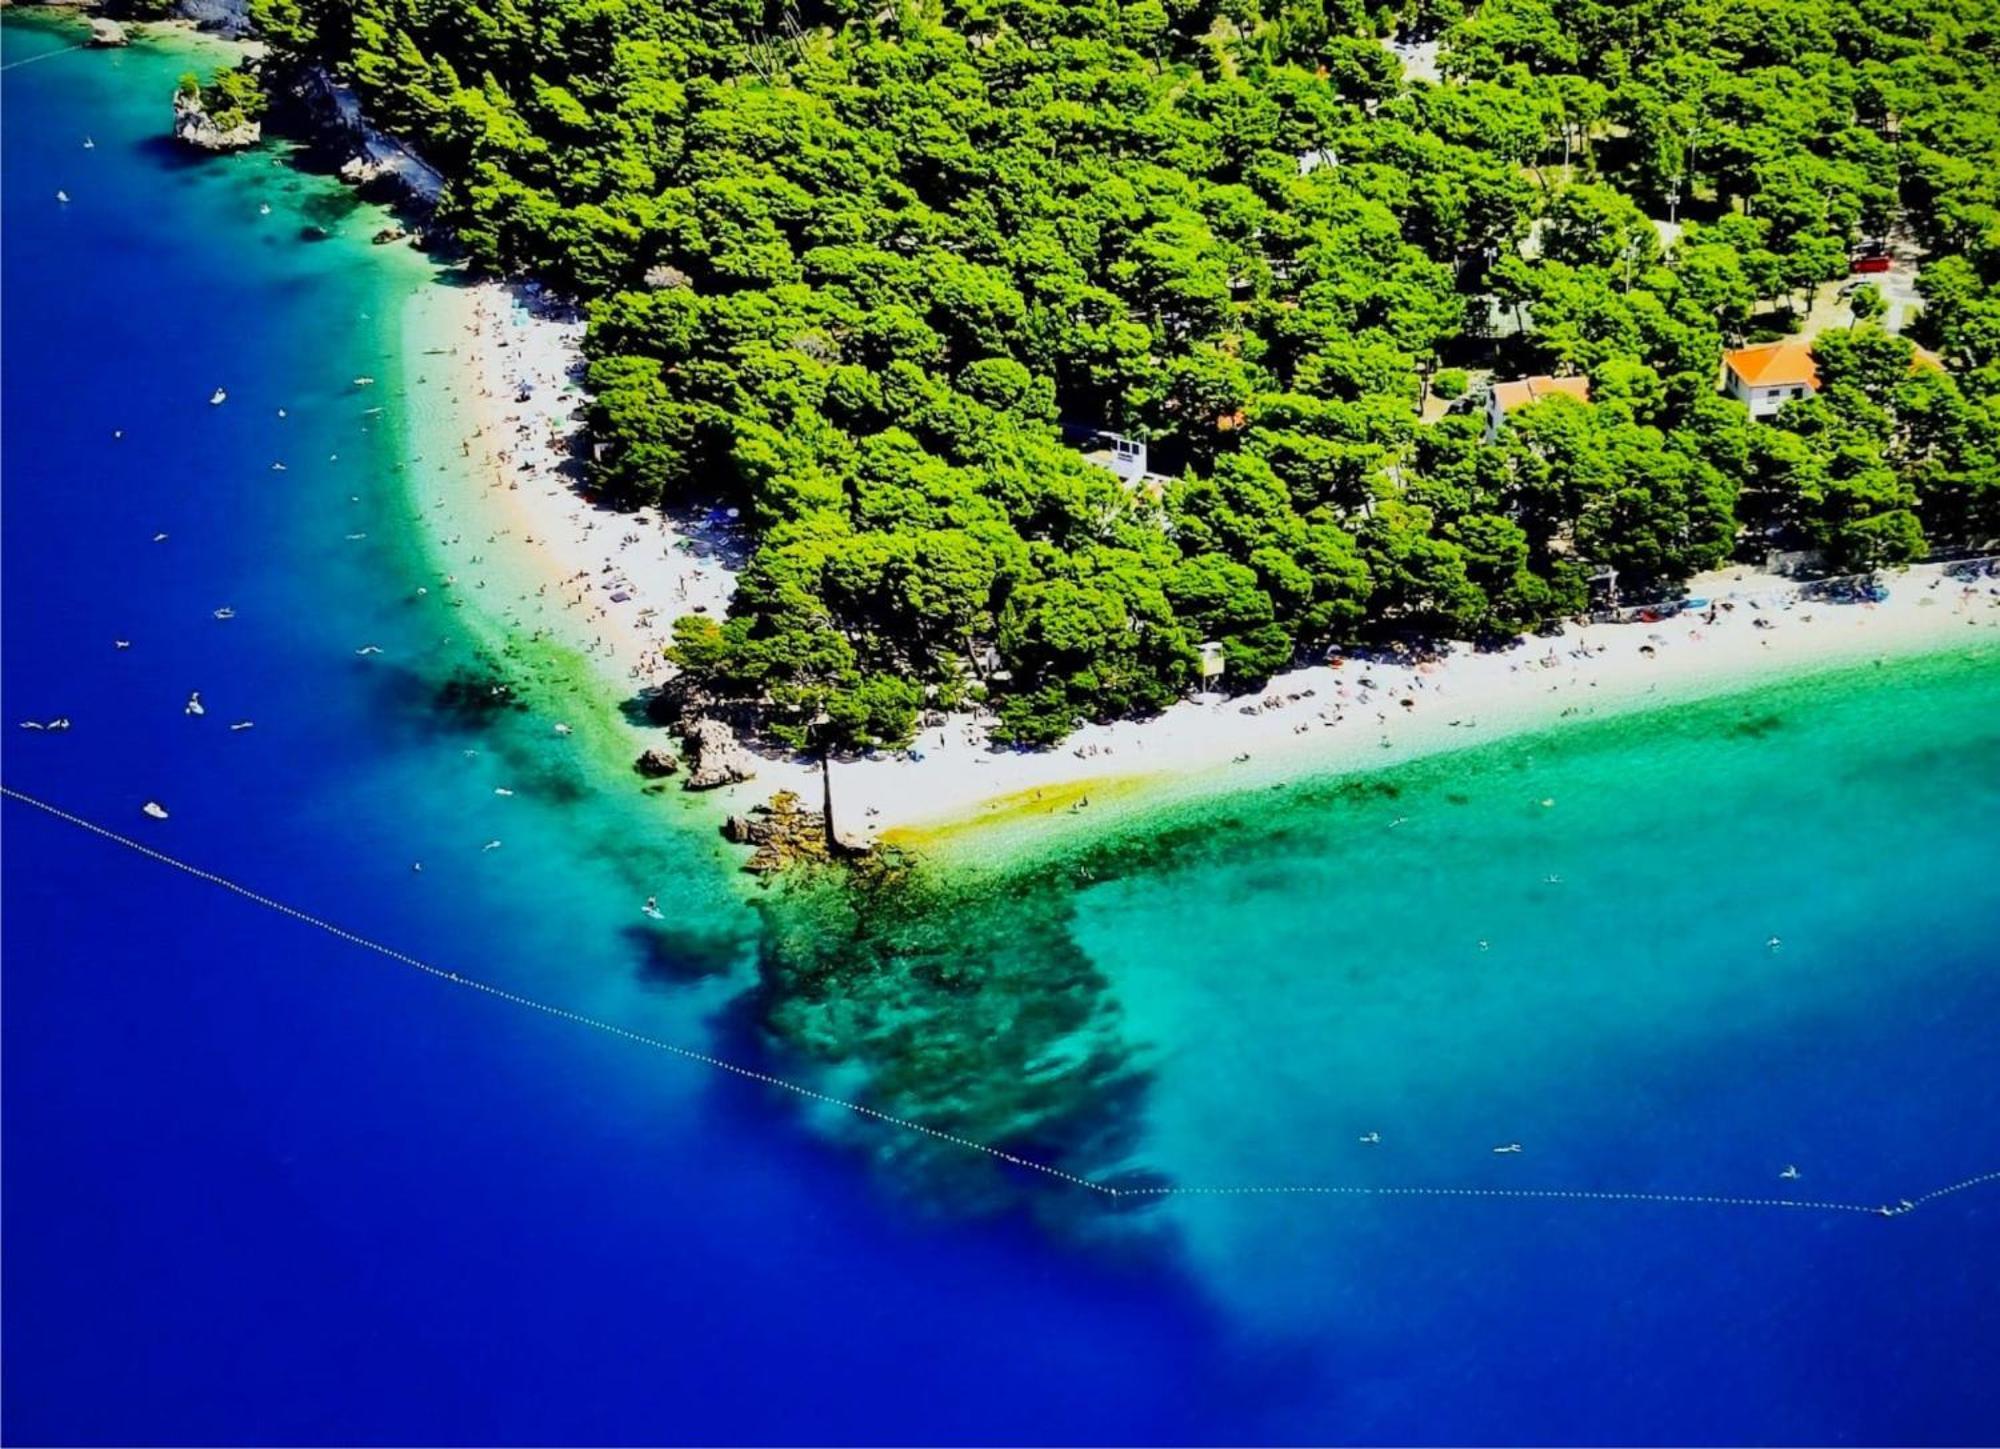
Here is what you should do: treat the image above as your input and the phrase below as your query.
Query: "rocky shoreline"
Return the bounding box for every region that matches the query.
[171,84,258,150]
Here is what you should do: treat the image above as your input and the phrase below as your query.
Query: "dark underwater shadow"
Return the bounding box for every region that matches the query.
[733,846,1192,1260]
[622,920,749,986]
[698,980,1186,1267]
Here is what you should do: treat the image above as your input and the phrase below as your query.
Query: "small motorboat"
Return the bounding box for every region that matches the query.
[213,606,236,620]
[210,388,228,405]
[185,691,205,716]
[142,801,169,820]
[1780,1165,1800,1180]
[230,721,255,731]
[1492,1143,1523,1154]
[353,376,376,388]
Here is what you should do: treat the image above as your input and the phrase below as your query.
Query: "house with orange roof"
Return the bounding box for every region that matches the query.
[1483,373,1590,441]
[1723,341,1819,420]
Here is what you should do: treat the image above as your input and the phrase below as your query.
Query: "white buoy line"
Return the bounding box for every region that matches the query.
[3,783,1994,1221]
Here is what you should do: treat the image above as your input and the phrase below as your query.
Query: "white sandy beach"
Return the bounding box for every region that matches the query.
[400,277,743,688]
[407,278,2000,845]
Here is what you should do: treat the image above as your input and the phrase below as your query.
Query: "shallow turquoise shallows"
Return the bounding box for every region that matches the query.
[5,14,1998,1444]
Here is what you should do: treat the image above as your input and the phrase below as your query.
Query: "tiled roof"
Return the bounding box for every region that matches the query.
[1725,341,1819,390]
[1490,374,1591,413]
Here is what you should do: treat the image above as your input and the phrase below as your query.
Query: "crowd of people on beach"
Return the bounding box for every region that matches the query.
[417,284,751,691]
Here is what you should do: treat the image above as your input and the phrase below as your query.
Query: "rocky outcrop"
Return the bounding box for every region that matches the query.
[633,745,680,779]
[173,0,254,36]
[87,17,129,47]
[297,67,444,210]
[173,90,260,152]
[723,793,839,874]
[681,718,756,791]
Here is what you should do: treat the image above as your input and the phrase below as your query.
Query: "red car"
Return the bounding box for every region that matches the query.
[1853,253,1892,274]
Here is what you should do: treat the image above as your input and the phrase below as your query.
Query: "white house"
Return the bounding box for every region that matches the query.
[1722,341,1818,420]
[1483,374,1591,441]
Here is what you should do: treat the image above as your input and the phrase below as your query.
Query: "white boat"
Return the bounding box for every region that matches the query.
[213,607,236,620]
[230,721,254,731]
[185,691,204,716]
[353,376,375,387]
[142,802,169,820]
[1492,1143,1523,1154]
[56,190,70,204]
[210,388,227,405]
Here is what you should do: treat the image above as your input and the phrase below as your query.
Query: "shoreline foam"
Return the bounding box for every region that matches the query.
[398,276,2000,853]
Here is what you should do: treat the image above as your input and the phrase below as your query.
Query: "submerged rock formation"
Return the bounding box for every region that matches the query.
[681,717,756,790]
[172,89,260,152]
[749,847,1153,1219]
[722,792,838,873]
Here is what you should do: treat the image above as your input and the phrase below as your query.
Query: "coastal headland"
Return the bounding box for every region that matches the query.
[402,271,1999,859]
[47,8,2000,870]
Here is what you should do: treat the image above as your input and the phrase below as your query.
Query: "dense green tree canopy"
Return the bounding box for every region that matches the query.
[256,0,2000,748]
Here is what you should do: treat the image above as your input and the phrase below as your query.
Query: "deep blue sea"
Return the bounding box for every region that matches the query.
[5,17,1998,1445]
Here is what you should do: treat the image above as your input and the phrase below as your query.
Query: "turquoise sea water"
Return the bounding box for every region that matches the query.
[5,17,1999,1442]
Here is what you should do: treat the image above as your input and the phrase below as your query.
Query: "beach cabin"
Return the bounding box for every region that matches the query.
[1107,435,1149,483]
[1484,374,1591,441]
[1063,421,1176,494]
[1722,342,1818,420]
[1198,641,1227,683]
